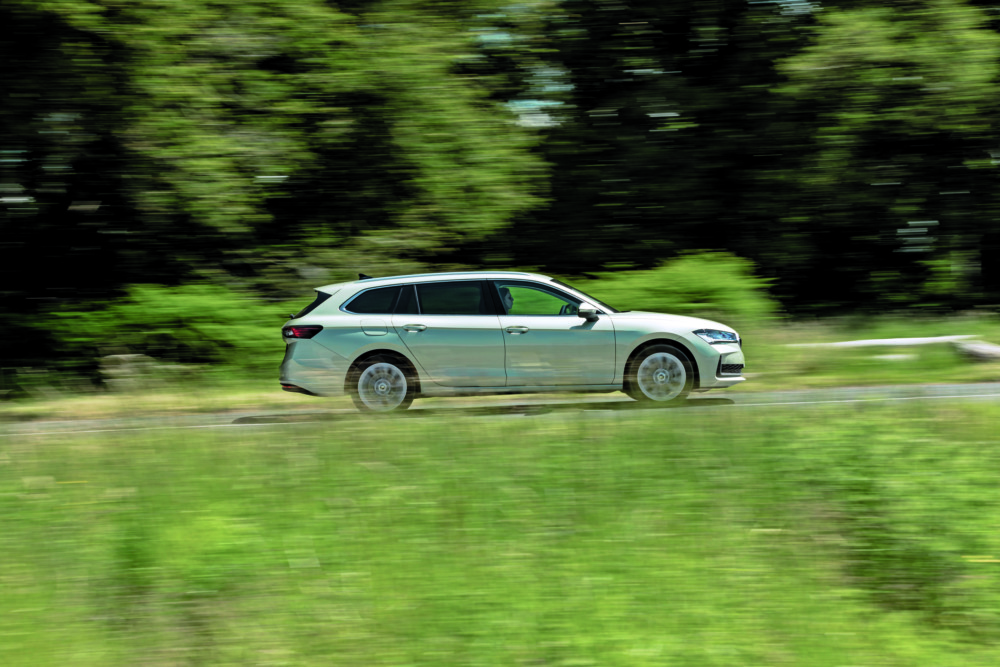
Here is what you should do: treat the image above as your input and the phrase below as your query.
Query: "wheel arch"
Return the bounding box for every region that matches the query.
[624,338,700,390]
[344,348,423,396]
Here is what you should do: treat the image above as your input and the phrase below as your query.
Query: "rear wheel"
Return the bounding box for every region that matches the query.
[349,355,415,413]
[625,344,693,405]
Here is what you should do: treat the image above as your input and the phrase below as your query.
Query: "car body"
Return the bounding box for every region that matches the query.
[280,271,745,411]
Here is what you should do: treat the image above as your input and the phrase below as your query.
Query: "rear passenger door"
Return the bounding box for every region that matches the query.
[391,280,506,387]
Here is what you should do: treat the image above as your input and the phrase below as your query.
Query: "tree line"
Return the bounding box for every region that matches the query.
[4,0,1000,368]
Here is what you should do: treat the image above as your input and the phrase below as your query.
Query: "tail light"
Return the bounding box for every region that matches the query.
[283,325,323,339]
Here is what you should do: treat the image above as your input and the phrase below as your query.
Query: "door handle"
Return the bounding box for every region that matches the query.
[505,326,529,334]
[402,324,427,332]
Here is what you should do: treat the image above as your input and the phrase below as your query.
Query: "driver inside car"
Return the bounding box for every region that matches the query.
[498,286,514,313]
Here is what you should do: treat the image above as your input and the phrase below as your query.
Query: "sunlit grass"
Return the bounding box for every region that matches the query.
[3,403,1000,664]
[0,383,340,422]
[736,313,1000,391]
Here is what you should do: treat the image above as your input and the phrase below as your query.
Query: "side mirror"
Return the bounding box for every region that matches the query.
[577,302,599,322]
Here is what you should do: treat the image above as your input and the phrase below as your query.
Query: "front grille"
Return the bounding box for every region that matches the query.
[719,363,744,376]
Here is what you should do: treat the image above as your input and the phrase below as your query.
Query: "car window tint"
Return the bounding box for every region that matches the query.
[416,281,489,315]
[495,282,580,315]
[294,291,332,318]
[395,285,419,314]
[345,286,401,314]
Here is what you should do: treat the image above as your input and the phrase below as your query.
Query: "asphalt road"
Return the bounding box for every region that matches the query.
[4,382,1000,438]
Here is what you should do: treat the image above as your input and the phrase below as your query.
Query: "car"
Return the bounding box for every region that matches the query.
[280,271,745,412]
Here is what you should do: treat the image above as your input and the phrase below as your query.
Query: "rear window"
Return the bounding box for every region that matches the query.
[294,291,333,319]
[343,286,401,314]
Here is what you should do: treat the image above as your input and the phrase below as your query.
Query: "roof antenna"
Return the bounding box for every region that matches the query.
[359,273,373,280]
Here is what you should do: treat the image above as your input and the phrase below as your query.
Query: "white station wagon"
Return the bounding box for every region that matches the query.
[280,271,745,411]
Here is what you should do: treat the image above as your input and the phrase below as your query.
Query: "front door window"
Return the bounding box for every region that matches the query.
[497,282,581,316]
[492,280,616,386]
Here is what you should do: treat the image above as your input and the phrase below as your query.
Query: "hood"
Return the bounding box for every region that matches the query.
[609,311,735,332]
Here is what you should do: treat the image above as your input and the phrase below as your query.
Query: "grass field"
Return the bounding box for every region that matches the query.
[3,401,1000,665]
[741,313,1000,390]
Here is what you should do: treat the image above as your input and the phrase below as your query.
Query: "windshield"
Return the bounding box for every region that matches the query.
[551,279,619,313]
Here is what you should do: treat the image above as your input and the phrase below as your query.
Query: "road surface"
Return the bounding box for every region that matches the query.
[3,382,1000,438]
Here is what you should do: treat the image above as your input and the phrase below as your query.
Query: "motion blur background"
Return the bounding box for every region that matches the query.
[4,0,1000,386]
[10,3,1000,664]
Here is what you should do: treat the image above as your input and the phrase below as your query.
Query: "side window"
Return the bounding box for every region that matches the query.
[494,281,581,316]
[416,281,490,315]
[343,286,401,314]
[395,285,419,315]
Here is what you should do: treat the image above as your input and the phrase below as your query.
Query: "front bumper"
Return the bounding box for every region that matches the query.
[696,342,746,390]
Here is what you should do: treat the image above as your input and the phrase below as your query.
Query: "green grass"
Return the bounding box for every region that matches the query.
[3,402,1000,664]
[734,313,1000,391]
[0,382,332,423]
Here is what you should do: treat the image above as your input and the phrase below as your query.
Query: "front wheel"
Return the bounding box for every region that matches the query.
[625,344,693,405]
[348,356,415,413]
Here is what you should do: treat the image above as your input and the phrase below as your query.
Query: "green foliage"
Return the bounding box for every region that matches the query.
[49,284,285,377]
[781,0,1000,137]
[0,0,546,319]
[768,0,1000,311]
[575,252,779,327]
[11,0,1000,383]
[796,422,961,617]
[499,0,814,276]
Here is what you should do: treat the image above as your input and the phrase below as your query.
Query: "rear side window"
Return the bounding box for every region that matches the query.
[416,281,491,315]
[343,286,401,314]
[294,291,333,319]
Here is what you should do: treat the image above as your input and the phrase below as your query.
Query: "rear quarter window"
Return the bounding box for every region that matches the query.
[343,286,402,314]
[294,291,333,318]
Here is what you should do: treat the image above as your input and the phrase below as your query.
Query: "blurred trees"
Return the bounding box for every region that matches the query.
[5,0,1000,373]
[773,0,1000,310]
[495,0,1000,312]
[1,0,548,370]
[0,0,546,293]
[498,0,813,276]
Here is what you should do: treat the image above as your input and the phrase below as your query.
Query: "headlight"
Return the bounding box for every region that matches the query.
[694,329,740,345]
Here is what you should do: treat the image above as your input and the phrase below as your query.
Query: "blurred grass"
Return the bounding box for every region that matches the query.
[742,313,1000,391]
[0,385,335,423]
[3,402,1000,664]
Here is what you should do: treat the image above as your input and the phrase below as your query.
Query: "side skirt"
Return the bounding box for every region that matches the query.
[418,384,623,398]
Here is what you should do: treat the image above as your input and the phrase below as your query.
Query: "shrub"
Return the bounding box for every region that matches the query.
[571,252,779,328]
[47,283,288,380]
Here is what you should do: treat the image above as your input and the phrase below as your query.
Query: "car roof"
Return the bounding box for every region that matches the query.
[316,271,552,292]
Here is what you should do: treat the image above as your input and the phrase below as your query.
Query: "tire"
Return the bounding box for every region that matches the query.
[348,355,415,413]
[624,344,693,405]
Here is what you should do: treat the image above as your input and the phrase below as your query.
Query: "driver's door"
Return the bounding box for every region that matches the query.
[492,280,616,386]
